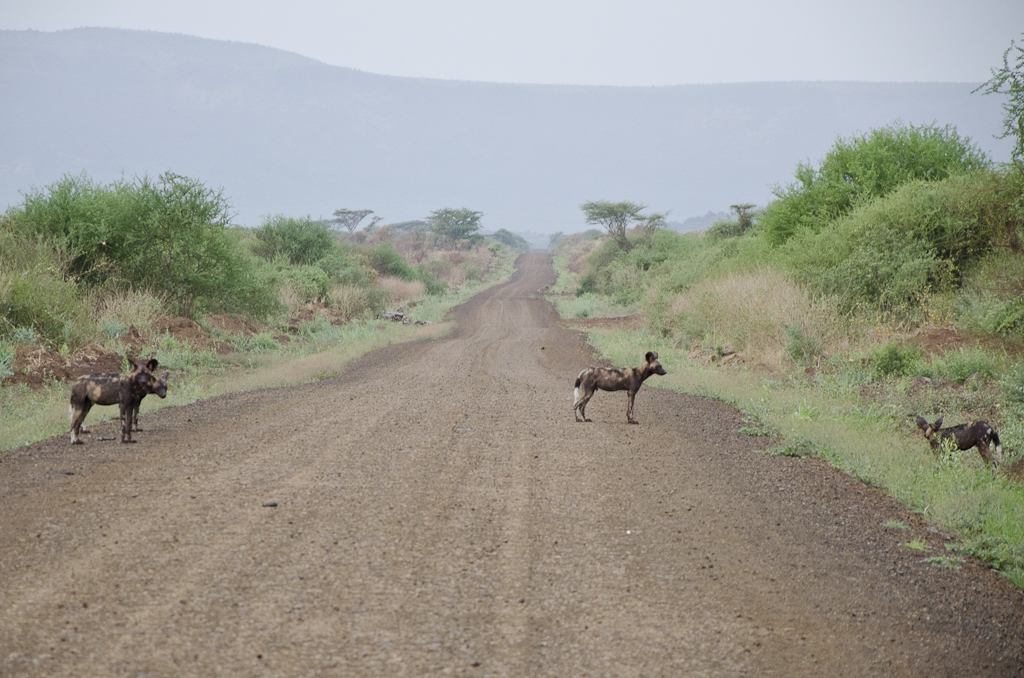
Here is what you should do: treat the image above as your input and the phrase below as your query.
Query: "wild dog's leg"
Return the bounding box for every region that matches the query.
[70,403,82,444]
[70,400,93,444]
[981,426,1001,466]
[575,391,594,422]
[626,390,639,424]
[977,441,994,466]
[573,371,594,422]
[119,400,135,444]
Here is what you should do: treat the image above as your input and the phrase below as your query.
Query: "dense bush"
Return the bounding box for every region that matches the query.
[871,342,922,378]
[251,215,335,266]
[4,172,280,319]
[0,240,95,350]
[280,264,331,304]
[783,172,1005,313]
[366,242,446,295]
[761,122,991,246]
[491,229,530,250]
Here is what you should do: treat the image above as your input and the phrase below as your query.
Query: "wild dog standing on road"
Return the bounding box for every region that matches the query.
[573,351,667,424]
[69,358,161,444]
[915,415,1002,466]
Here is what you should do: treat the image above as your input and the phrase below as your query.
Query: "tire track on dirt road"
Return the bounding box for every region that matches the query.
[1,252,1023,676]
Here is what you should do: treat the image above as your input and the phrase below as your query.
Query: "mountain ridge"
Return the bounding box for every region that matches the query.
[0,28,1011,232]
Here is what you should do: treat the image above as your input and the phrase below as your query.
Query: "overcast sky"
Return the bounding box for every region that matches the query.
[3,0,1022,86]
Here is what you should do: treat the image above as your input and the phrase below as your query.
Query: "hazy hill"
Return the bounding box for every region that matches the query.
[0,28,1012,233]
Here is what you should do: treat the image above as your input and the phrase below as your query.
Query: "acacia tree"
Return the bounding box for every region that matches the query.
[426,207,483,246]
[975,34,1024,167]
[330,209,373,234]
[730,203,757,234]
[580,200,666,250]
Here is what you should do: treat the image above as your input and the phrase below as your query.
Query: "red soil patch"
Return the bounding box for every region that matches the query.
[2,313,293,389]
[4,343,126,389]
[907,323,1024,360]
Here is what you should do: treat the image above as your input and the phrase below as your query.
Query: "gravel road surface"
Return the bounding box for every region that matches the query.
[2,252,1023,676]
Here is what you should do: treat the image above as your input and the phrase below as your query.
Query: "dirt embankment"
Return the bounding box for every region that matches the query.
[1,253,1022,677]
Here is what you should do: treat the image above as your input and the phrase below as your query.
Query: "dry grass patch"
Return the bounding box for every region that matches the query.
[329,284,375,320]
[279,283,307,318]
[667,268,846,368]
[376,276,425,306]
[88,287,165,336]
[425,245,493,287]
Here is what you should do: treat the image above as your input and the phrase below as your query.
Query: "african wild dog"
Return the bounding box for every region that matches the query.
[127,371,169,433]
[69,358,160,444]
[573,351,667,424]
[915,415,1002,466]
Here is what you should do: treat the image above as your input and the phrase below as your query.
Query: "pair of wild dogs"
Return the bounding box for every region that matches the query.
[573,351,666,424]
[916,415,1002,466]
[69,357,168,444]
[569,353,1007,470]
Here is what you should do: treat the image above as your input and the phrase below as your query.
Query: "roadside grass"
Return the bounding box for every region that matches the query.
[547,248,637,319]
[0,246,518,454]
[0,320,450,452]
[549,292,637,320]
[581,327,1024,587]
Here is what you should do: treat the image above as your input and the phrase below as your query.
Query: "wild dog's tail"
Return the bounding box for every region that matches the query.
[573,369,589,406]
[992,428,1003,462]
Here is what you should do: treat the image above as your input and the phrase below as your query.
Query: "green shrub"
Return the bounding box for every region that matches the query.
[872,342,922,378]
[367,242,414,278]
[317,245,371,287]
[784,324,822,367]
[366,242,446,295]
[933,346,1001,383]
[490,229,530,250]
[231,332,280,353]
[5,172,276,319]
[0,341,14,380]
[705,219,744,240]
[1,257,95,351]
[100,317,128,338]
[762,122,991,246]
[251,215,335,266]
[1003,360,1024,404]
[784,173,1003,315]
[280,264,330,303]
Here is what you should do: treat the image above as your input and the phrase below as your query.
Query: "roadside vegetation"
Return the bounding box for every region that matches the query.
[0,173,523,449]
[552,40,1024,586]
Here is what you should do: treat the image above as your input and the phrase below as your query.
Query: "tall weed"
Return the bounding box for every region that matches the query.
[88,286,165,335]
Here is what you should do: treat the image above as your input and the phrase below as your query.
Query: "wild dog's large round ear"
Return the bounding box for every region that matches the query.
[646,351,657,362]
[934,416,943,429]
[915,416,928,429]
[146,358,159,371]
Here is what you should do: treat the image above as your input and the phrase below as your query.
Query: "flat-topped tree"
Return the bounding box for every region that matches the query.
[330,209,374,234]
[427,207,483,246]
[580,200,667,250]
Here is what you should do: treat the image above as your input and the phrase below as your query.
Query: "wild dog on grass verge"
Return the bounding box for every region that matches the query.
[573,351,667,424]
[69,358,160,444]
[915,415,1002,466]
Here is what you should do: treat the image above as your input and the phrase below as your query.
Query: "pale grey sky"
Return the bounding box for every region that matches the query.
[2,0,1022,85]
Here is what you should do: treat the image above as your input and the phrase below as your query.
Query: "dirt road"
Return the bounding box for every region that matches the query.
[2,253,1023,676]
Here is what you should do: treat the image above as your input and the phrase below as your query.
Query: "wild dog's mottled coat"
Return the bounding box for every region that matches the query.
[69,358,160,444]
[915,415,1002,466]
[573,351,667,424]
